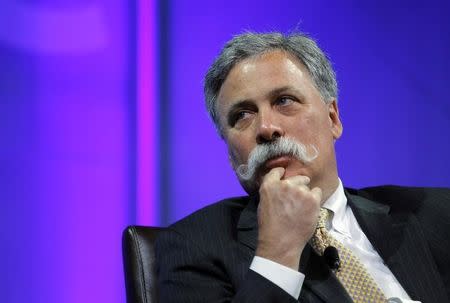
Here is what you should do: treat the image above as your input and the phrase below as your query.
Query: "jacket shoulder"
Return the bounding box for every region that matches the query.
[164,196,250,241]
[346,185,450,212]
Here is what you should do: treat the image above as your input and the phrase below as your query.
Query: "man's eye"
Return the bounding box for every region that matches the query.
[276,96,295,106]
[236,111,250,121]
[230,111,251,127]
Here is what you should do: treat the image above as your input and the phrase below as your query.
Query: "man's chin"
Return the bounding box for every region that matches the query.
[236,162,290,195]
[240,181,259,196]
[237,170,266,195]
[236,175,260,196]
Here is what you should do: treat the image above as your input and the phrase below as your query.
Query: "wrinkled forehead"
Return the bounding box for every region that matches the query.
[219,49,312,93]
[216,50,313,109]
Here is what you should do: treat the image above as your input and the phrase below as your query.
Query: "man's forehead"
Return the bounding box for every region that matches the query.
[228,50,306,78]
[218,54,310,104]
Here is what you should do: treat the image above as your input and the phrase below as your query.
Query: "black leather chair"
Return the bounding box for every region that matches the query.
[122,226,164,303]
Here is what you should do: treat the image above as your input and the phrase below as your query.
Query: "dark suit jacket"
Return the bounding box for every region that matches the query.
[155,186,450,302]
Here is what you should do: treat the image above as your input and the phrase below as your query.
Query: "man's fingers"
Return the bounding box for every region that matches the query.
[311,187,323,202]
[284,175,310,186]
[263,167,285,183]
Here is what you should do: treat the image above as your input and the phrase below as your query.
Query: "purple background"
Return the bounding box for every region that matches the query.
[1,0,449,302]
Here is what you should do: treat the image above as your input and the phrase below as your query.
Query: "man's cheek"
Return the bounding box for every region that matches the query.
[228,149,242,170]
[232,145,248,162]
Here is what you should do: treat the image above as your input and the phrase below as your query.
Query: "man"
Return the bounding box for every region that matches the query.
[155,32,450,302]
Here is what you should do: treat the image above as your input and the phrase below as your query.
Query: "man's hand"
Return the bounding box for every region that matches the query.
[255,167,322,270]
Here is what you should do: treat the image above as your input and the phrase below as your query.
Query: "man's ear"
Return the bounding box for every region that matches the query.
[328,99,343,140]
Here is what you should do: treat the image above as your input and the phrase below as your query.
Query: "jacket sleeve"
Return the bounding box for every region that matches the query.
[415,187,450,300]
[155,228,299,303]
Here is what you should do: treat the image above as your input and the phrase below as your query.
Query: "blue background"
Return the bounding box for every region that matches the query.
[167,0,450,223]
[0,0,449,302]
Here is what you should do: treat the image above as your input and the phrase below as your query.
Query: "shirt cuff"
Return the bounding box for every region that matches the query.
[250,256,304,299]
[387,298,422,303]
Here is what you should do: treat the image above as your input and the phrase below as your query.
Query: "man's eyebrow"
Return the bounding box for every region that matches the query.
[266,86,305,100]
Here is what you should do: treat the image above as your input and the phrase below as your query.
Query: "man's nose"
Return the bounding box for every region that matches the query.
[255,112,284,144]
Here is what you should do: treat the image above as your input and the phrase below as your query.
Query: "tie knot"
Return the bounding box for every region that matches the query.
[317,208,329,229]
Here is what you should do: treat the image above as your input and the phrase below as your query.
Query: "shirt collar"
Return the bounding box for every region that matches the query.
[321,179,349,236]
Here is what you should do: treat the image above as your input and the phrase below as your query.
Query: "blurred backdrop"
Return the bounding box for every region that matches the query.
[1,0,449,302]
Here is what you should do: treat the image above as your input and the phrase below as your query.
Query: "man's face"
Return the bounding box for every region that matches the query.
[216,50,343,194]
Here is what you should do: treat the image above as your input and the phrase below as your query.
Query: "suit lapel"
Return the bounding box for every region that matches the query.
[237,196,352,303]
[347,192,445,302]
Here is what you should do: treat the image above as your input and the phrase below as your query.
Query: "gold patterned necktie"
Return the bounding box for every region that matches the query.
[310,208,387,303]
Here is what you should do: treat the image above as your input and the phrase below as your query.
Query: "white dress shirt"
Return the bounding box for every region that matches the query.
[250,179,421,302]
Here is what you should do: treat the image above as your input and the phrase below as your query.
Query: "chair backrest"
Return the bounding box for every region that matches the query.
[122,226,164,303]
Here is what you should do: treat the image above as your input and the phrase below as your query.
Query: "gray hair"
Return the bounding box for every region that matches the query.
[204,31,338,134]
